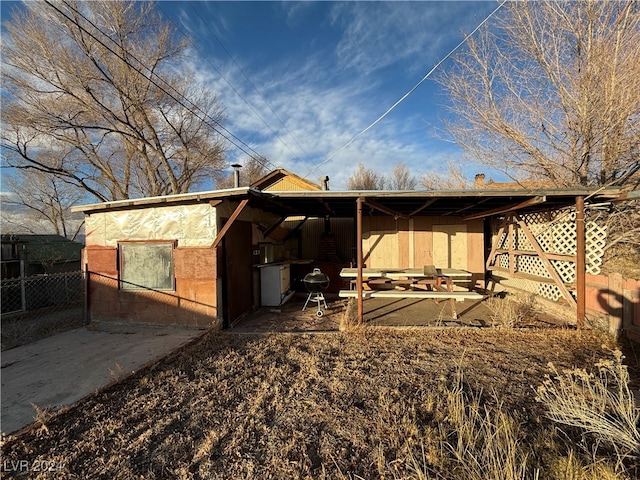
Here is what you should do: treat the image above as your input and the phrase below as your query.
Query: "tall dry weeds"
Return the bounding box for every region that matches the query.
[485,292,537,327]
[439,367,534,480]
[536,350,640,466]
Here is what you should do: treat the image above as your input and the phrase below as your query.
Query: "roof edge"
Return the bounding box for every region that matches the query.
[71,187,256,213]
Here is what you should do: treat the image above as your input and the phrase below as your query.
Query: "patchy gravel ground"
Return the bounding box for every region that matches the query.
[2,326,637,479]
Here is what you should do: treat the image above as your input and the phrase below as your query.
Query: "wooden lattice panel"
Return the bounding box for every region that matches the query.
[551,259,576,283]
[516,255,551,278]
[538,283,565,301]
[586,222,607,274]
[492,207,607,302]
[498,253,509,269]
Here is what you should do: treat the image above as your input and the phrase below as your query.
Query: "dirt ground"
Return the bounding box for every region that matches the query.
[231,291,568,333]
[2,306,637,479]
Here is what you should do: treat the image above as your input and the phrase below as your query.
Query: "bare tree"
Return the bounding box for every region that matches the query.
[215,156,270,189]
[346,162,385,190]
[2,170,85,239]
[439,0,640,189]
[387,162,418,190]
[421,162,470,190]
[1,0,226,202]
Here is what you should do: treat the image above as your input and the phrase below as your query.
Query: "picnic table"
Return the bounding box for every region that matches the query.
[338,266,481,319]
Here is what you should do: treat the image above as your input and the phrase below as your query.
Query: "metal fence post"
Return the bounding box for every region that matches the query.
[19,260,26,312]
[84,263,89,325]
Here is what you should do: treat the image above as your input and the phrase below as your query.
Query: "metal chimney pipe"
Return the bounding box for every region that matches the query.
[231,163,242,188]
[321,176,330,190]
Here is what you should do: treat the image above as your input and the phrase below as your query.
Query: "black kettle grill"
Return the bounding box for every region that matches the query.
[302,268,330,316]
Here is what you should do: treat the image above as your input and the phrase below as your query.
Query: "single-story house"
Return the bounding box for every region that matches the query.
[72,175,622,329]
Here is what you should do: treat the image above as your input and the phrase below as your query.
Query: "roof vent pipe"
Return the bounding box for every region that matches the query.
[321,176,330,190]
[231,163,242,188]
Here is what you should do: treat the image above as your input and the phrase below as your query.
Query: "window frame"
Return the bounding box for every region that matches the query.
[118,241,176,291]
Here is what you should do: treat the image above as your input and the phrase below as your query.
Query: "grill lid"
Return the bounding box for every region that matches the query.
[303,268,330,291]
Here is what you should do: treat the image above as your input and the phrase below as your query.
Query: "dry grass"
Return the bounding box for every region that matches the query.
[601,248,640,280]
[485,292,538,327]
[1,328,638,479]
[438,366,531,480]
[536,350,640,463]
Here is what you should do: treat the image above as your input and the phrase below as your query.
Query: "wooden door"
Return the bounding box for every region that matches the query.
[223,219,253,326]
[433,224,467,269]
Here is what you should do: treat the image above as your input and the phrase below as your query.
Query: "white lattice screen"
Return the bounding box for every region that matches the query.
[491,208,607,302]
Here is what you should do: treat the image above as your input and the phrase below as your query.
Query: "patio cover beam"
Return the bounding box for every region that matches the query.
[262,216,288,239]
[611,190,640,202]
[211,199,249,249]
[284,217,309,241]
[363,198,409,219]
[463,196,546,221]
[409,198,438,217]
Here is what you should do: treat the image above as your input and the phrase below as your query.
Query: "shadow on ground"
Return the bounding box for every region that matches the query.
[231,291,569,333]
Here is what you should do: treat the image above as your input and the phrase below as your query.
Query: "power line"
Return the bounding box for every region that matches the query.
[304,0,508,179]
[45,0,272,170]
[185,2,311,162]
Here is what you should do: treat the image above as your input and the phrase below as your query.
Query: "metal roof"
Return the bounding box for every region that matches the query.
[72,187,622,219]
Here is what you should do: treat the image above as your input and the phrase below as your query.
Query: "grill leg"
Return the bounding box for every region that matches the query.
[315,293,327,316]
[318,292,327,309]
[302,292,314,311]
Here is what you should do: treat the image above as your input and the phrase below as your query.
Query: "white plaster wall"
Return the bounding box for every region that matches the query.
[85,204,217,247]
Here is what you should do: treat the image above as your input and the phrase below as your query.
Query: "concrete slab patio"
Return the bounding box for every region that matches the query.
[1,326,206,435]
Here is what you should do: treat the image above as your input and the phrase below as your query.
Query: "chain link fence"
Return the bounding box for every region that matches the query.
[1,271,85,350]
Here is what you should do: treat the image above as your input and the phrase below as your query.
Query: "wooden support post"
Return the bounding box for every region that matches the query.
[211,199,249,249]
[576,196,585,328]
[485,215,509,270]
[357,197,364,324]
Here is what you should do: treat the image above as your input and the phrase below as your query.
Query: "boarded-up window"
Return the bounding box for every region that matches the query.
[119,242,174,290]
[433,224,468,269]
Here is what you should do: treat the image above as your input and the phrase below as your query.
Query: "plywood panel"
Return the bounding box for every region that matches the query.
[363,217,399,268]
[86,247,117,275]
[412,217,434,267]
[174,248,216,280]
[433,224,467,269]
[397,219,410,269]
[465,219,485,274]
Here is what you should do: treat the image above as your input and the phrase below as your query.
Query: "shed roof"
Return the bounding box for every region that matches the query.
[72,187,622,220]
[0,234,83,263]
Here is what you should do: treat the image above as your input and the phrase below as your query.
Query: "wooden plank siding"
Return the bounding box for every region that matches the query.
[585,273,640,341]
[362,216,485,287]
[263,177,317,191]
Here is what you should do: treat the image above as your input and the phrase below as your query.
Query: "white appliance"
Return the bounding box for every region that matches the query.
[259,263,291,307]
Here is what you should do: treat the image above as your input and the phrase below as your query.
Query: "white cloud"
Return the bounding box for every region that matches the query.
[181,2,499,190]
[329,2,481,76]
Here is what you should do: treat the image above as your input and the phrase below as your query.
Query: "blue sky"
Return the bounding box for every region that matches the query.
[155,0,507,189]
[2,1,505,191]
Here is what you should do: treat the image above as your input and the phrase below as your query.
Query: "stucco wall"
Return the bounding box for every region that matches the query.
[85,246,218,328]
[84,203,221,328]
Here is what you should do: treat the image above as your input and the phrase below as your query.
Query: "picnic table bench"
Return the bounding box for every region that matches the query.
[338,266,480,319]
